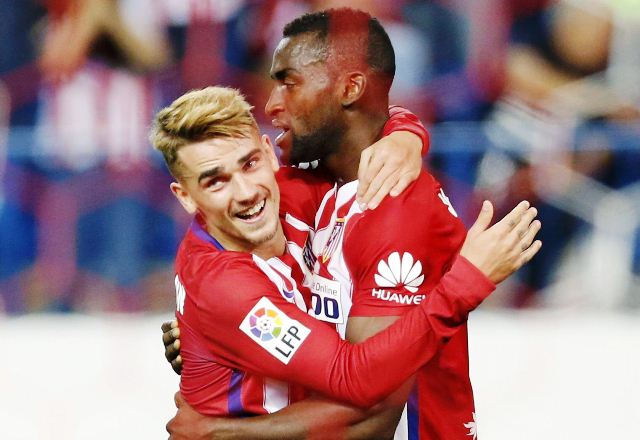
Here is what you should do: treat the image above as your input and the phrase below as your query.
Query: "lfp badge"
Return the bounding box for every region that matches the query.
[240,297,311,364]
[249,307,283,341]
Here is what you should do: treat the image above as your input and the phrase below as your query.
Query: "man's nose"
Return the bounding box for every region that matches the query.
[232,174,260,203]
[265,88,282,117]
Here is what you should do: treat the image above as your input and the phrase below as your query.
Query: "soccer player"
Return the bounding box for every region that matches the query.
[153,85,539,438]
[163,8,542,440]
[266,9,475,438]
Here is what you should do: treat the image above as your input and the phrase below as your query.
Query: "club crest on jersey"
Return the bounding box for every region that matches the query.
[302,237,316,271]
[371,252,427,305]
[240,297,311,364]
[321,218,344,264]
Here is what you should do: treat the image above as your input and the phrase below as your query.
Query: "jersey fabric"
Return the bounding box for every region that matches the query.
[311,170,475,439]
[175,214,494,416]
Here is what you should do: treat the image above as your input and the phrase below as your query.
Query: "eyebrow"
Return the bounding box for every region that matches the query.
[197,166,222,184]
[196,148,261,184]
[239,148,261,164]
[271,68,296,81]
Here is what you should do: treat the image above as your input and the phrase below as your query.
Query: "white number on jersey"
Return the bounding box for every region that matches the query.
[175,275,186,315]
[438,188,458,217]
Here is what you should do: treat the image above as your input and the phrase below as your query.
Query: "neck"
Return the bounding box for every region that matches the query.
[324,111,388,182]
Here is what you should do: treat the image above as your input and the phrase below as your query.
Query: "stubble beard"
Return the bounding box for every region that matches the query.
[290,116,348,165]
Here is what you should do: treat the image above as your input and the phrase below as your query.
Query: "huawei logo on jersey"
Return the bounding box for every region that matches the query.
[374,252,425,293]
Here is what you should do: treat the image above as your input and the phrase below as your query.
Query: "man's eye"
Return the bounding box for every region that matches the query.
[205,179,225,190]
[245,158,259,170]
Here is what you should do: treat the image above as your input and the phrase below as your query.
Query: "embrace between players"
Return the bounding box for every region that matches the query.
[153,8,541,440]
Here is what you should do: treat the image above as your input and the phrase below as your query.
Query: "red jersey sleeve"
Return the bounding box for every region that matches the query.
[386,105,430,157]
[344,171,467,317]
[183,251,492,409]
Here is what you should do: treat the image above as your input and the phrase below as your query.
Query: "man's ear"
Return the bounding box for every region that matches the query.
[170,181,197,214]
[261,134,280,172]
[340,72,366,108]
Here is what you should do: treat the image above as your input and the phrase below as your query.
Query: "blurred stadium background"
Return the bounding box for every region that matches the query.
[0,0,638,438]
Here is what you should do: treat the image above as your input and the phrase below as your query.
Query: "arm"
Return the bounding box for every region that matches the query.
[189,254,493,410]
[341,316,409,440]
[356,106,429,210]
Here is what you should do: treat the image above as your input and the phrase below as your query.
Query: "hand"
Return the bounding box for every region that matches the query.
[39,0,115,83]
[167,392,220,440]
[356,131,422,210]
[460,200,542,284]
[162,320,182,375]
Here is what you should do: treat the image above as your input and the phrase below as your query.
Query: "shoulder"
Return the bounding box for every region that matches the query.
[277,167,333,226]
[276,166,332,190]
[344,171,464,259]
[177,236,265,296]
[356,171,454,228]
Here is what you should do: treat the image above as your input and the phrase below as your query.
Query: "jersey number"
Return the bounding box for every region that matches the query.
[311,293,341,320]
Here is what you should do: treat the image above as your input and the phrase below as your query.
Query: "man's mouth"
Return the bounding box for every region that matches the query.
[272,120,291,149]
[235,199,266,221]
[274,128,290,146]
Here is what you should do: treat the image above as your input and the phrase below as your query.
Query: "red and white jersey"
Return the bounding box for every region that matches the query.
[311,170,477,439]
[176,216,310,416]
[175,214,493,417]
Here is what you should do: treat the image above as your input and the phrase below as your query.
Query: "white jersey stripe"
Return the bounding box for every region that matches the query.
[263,378,290,414]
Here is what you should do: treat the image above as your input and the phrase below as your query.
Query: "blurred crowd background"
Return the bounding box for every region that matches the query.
[1,0,639,315]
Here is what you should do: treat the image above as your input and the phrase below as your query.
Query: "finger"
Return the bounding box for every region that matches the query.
[161,319,178,333]
[518,219,541,251]
[388,172,415,198]
[359,164,396,209]
[366,170,400,210]
[467,200,494,236]
[358,163,391,209]
[161,320,173,333]
[496,200,530,233]
[509,207,539,244]
[165,339,181,362]
[356,147,375,197]
[162,327,180,346]
[162,327,179,346]
[175,391,185,408]
[171,355,183,375]
[516,239,542,267]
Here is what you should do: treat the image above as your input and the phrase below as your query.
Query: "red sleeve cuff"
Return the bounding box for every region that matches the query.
[385,105,430,157]
[446,255,496,310]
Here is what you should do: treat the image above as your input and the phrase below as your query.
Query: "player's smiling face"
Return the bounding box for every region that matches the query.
[266,33,345,165]
[170,132,284,256]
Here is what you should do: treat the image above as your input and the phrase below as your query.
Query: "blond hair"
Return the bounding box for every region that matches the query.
[150,87,258,179]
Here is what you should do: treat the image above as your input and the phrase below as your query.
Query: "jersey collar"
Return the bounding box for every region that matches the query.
[190,215,226,251]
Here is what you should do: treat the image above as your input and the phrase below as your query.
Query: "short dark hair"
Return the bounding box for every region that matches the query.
[283,8,395,78]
